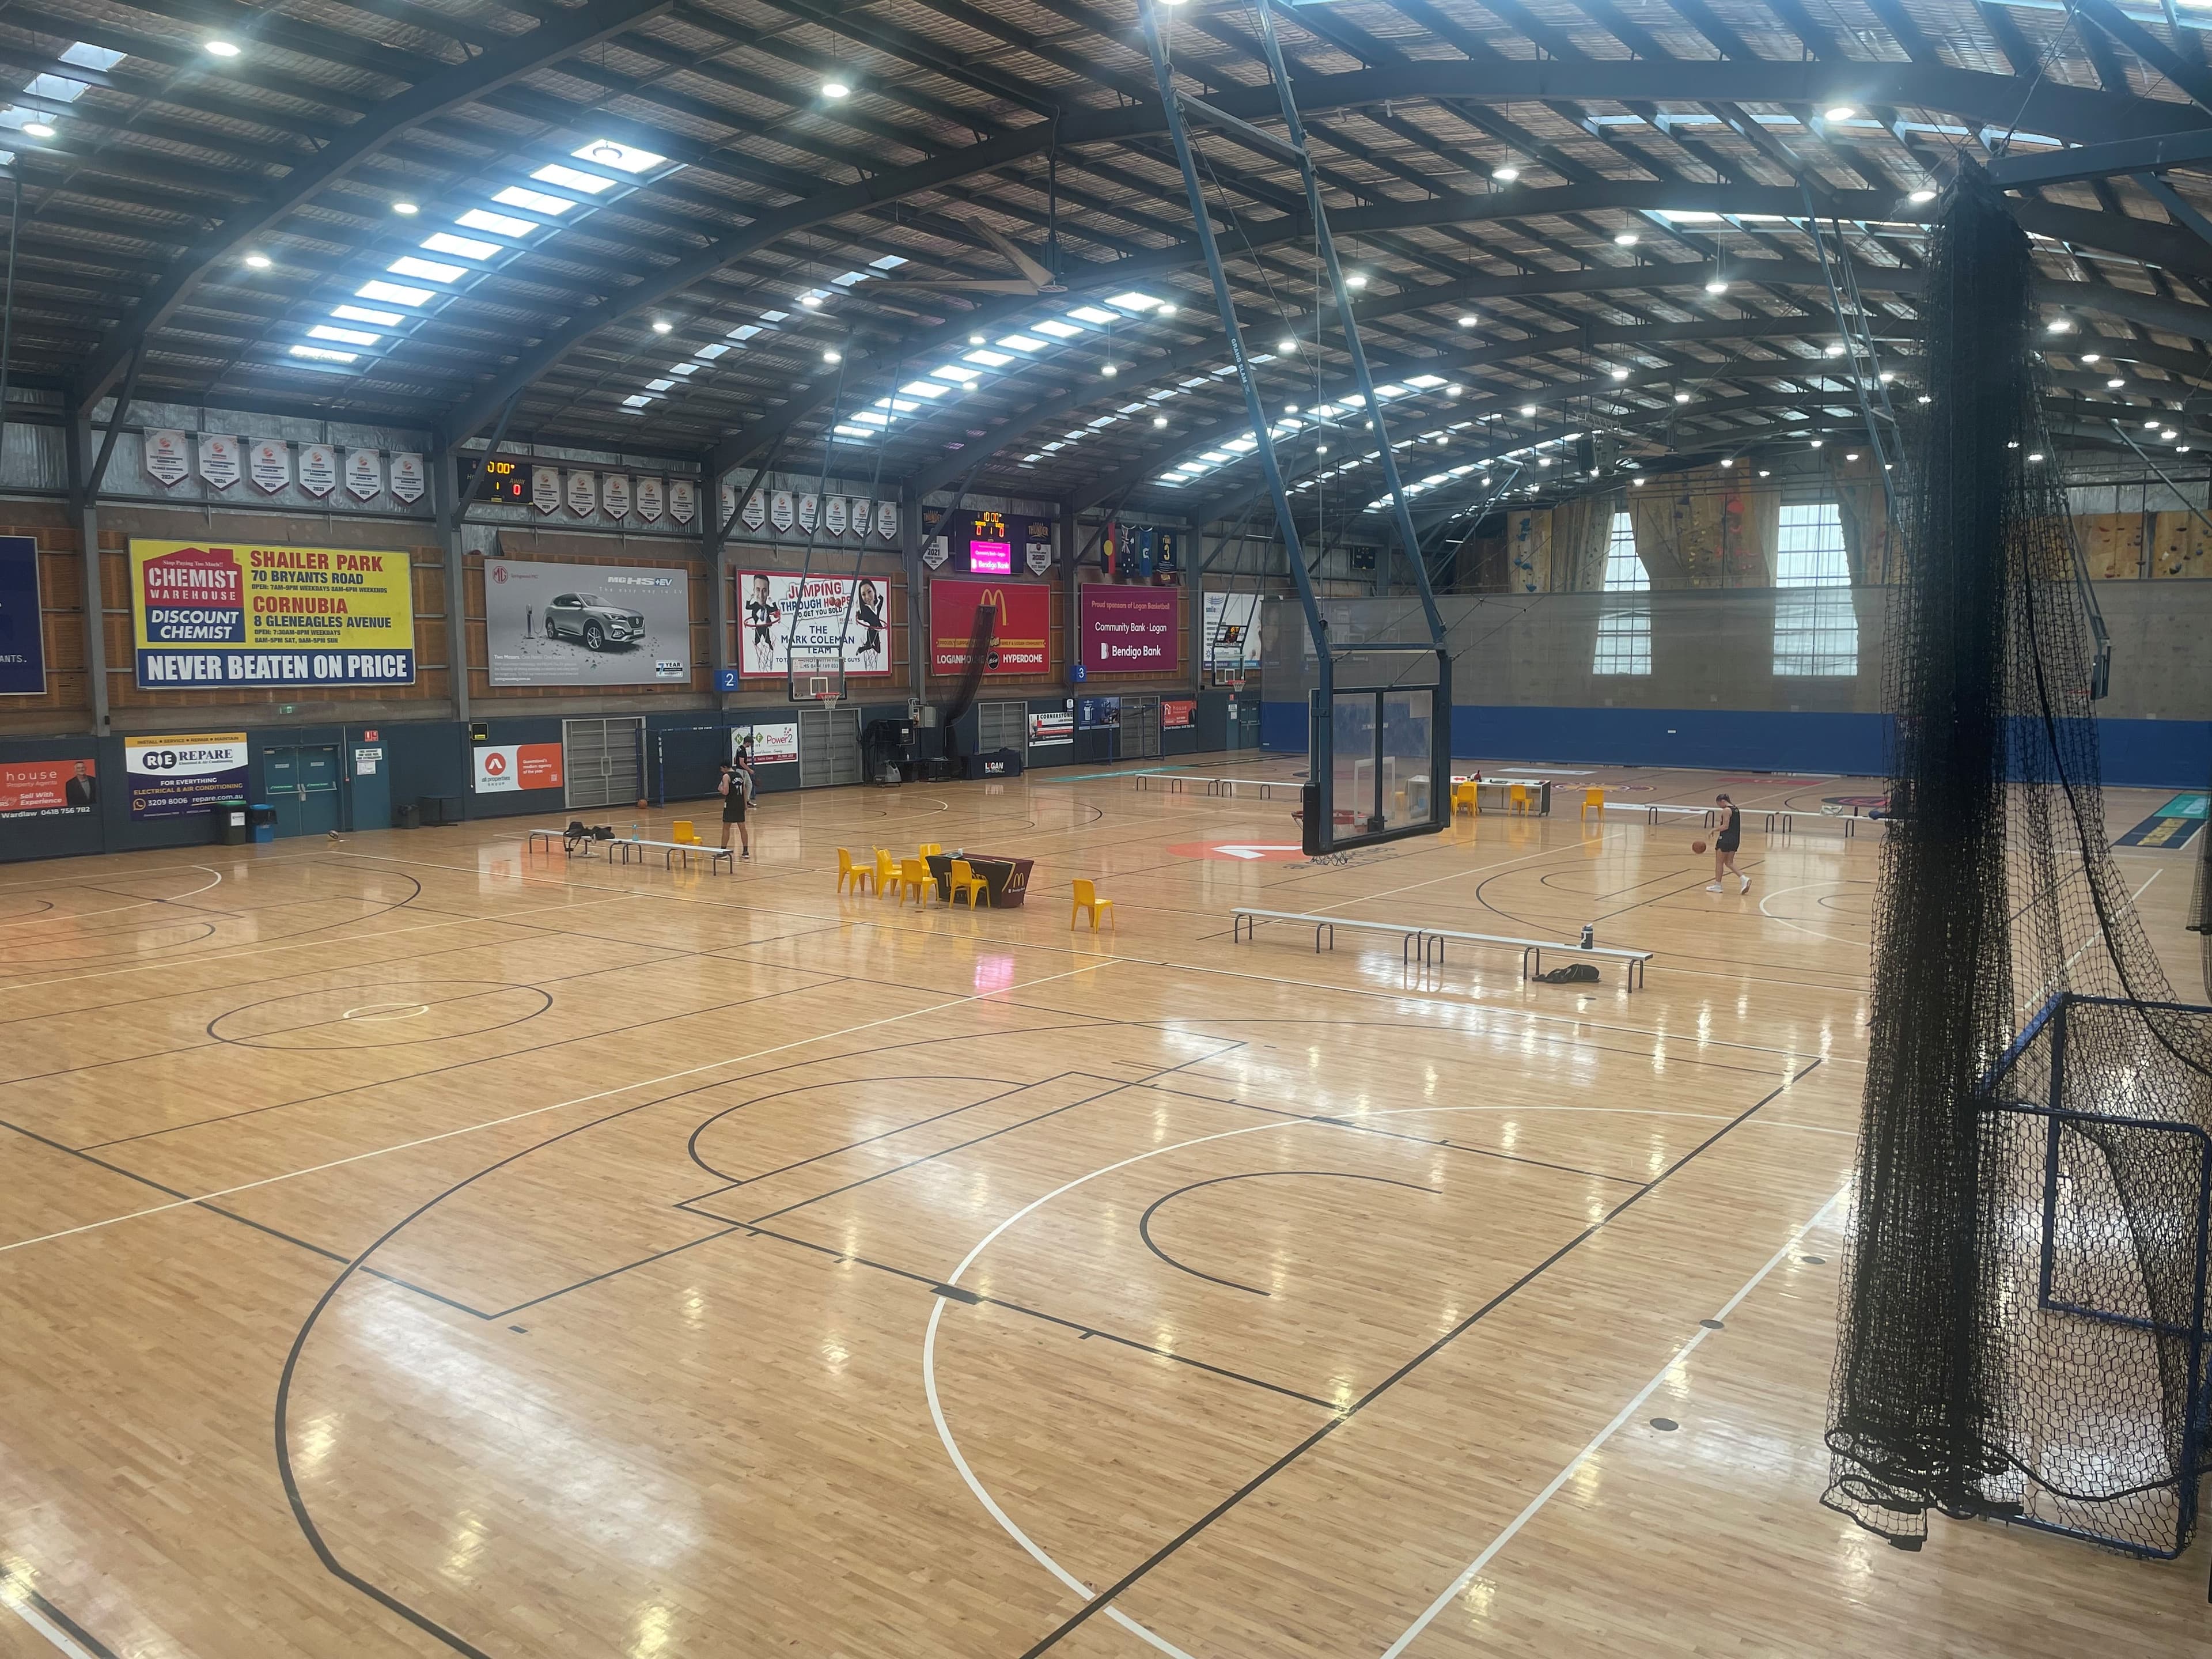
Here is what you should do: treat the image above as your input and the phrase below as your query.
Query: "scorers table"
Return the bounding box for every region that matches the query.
[923,852,1034,907]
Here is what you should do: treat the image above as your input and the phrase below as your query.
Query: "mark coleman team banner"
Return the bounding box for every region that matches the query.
[1078,585,1180,673]
[124,733,249,819]
[129,539,416,688]
[929,578,1050,676]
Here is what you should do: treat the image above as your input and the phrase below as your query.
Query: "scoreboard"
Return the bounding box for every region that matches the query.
[473,456,527,503]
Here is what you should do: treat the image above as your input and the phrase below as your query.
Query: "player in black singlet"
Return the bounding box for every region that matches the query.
[1707,793,1748,893]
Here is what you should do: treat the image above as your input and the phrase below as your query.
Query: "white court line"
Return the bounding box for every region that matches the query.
[923,1103,1846,1658]
[0,1575,100,1659]
[1362,1103,1857,1138]
[1377,1182,1850,1658]
[1756,878,1869,949]
[0,892,645,993]
[0,956,1118,1257]
[0,865,224,930]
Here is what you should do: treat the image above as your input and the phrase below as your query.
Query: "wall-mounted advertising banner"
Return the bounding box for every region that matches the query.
[930,578,1050,676]
[736,571,892,677]
[1164,698,1196,729]
[484,558,691,687]
[1078,585,1179,674]
[472,741,563,793]
[1027,710,1074,747]
[731,721,799,766]
[0,535,44,695]
[1202,589,1262,668]
[129,539,416,688]
[0,756,96,819]
[1077,695,1119,729]
[124,733,248,819]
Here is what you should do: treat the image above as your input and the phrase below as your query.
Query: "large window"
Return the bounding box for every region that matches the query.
[1592,511,1650,676]
[1773,503,1858,677]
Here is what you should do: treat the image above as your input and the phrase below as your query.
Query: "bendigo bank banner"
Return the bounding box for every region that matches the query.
[130,539,416,688]
[929,578,1050,676]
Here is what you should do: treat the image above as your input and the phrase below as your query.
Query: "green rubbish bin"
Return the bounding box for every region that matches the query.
[214,800,249,846]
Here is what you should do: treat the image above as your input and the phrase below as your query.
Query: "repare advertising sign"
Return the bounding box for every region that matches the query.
[483,558,692,688]
[0,757,97,819]
[929,579,1050,676]
[124,733,249,819]
[129,539,415,688]
[1078,585,1180,674]
[0,535,44,695]
[736,571,893,679]
[472,742,564,793]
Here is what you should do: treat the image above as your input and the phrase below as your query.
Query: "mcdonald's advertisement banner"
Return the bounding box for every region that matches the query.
[130,539,416,688]
[929,578,1050,676]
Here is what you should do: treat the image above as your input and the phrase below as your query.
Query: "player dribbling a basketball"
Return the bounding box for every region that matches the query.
[1706,793,1748,893]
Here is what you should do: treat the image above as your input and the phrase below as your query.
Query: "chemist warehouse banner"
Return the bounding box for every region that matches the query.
[130,539,416,688]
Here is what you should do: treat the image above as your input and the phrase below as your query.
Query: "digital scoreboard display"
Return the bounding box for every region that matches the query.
[473,456,527,503]
[966,509,1012,574]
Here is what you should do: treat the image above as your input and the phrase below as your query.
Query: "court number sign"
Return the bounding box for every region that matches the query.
[128,538,416,688]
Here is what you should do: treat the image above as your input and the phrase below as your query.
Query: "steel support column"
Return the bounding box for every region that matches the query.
[431,450,471,725]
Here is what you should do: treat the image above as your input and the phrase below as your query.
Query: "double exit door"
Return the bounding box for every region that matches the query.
[265,744,341,836]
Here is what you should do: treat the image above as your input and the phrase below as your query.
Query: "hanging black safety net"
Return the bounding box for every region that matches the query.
[1824,163,2212,1557]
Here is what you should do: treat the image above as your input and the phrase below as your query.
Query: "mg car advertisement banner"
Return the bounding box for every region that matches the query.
[736,571,893,678]
[129,539,415,688]
[483,558,692,687]
[124,733,248,819]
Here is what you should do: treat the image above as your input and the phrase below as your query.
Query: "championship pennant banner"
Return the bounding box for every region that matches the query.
[129,539,416,688]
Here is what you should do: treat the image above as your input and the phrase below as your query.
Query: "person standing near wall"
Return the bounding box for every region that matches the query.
[1707,793,1747,893]
[718,751,752,861]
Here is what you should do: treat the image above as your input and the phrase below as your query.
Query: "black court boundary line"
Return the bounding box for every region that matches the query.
[1138,1170,1443,1297]
[204,981,555,1051]
[0,873,426,974]
[1013,1056,1826,1657]
[0,1566,123,1659]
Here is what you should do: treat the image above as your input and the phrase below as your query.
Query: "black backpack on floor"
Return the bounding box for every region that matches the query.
[1539,963,1601,984]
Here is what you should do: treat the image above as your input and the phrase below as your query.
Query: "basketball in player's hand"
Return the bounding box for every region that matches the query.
[1691,839,1708,854]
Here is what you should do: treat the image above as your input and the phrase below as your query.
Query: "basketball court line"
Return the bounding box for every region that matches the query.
[1376,1181,1850,1657]
[0,956,1123,1258]
[0,1568,112,1659]
[979,1065,1827,1655]
[0,866,223,929]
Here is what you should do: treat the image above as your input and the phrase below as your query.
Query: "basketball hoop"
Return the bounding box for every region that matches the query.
[788,651,847,707]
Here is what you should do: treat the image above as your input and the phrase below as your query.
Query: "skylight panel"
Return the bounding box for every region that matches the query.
[457,209,536,238]
[900,380,948,398]
[758,309,789,323]
[964,349,1013,368]
[331,305,401,327]
[1067,306,1118,325]
[1032,319,1082,338]
[930,364,979,382]
[60,42,125,71]
[998,335,1046,351]
[421,232,499,262]
[831,270,871,286]
[1106,291,1165,311]
[622,394,653,408]
[694,342,729,359]
[1406,374,1447,388]
[1200,450,1231,463]
[869,253,908,269]
[728,324,763,341]
[494,185,573,217]
[531,162,613,196]
[388,255,464,284]
[646,377,676,391]
[290,344,358,363]
[1086,415,1116,429]
[854,410,890,425]
[669,362,698,376]
[1180,376,1209,388]
[358,279,432,306]
[309,324,379,346]
[1373,384,1408,399]
[571,138,665,173]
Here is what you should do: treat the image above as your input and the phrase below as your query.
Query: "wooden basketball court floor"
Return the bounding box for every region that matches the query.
[2,756,2207,1659]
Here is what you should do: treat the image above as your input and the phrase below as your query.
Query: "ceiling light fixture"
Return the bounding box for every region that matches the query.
[1520,403,1536,416]
[392,200,419,215]
[2082,353,2101,363]
[652,319,673,334]
[1491,163,1520,181]
[1446,383,1463,396]
[2108,377,2126,388]
[2047,317,2073,334]
[823,347,841,362]
[22,121,54,139]
[1347,272,1368,289]
[969,332,986,345]
[1846,452,1859,461]
[244,252,272,269]
[1825,104,1855,121]
[1611,366,1629,380]
[1918,393,1932,404]
[1909,187,1936,204]
[1810,438,1824,448]
[1101,363,1118,377]
[1705,276,1729,295]
[1458,314,1478,328]
[822,79,851,98]
[2028,450,2045,462]
[1615,231,1639,247]
[1721,457,1734,468]
[204,38,241,57]
[1674,390,1691,403]
[1154,414,1168,427]
[1278,336,1298,353]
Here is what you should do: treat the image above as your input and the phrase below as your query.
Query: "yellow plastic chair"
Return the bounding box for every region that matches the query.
[899,857,934,906]
[838,848,874,895]
[918,842,943,859]
[874,849,899,896]
[671,819,699,845]
[1453,781,1480,817]
[1071,878,1115,931]
[1581,786,1606,820]
[1508,783,1531,816]
[948,858,990,908]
